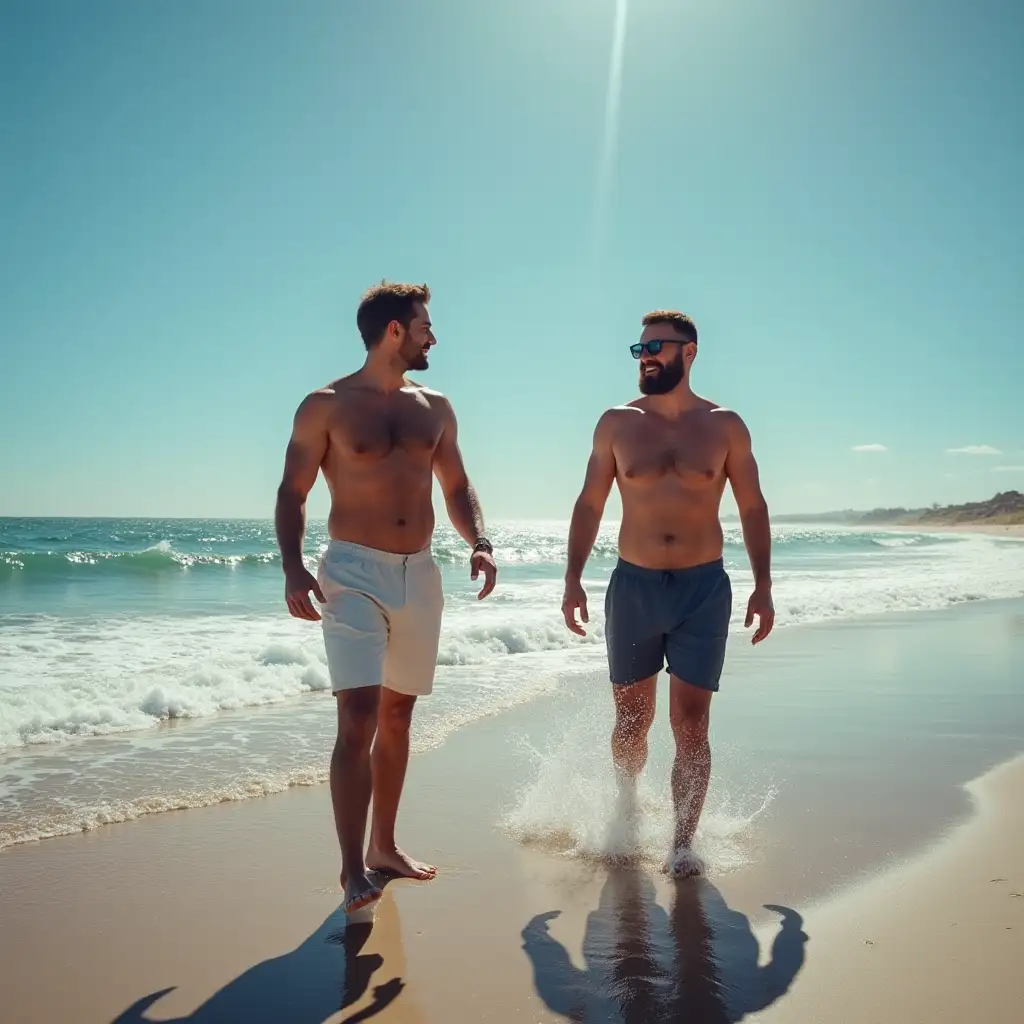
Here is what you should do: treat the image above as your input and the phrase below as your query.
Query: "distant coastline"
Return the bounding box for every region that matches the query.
[729,490,1024,528]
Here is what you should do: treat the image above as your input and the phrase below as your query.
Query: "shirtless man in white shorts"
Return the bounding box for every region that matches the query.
[274,281,497,914]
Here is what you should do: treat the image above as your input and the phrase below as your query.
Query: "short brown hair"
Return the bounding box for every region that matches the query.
[356,281,431,349]
[641,309,698,345]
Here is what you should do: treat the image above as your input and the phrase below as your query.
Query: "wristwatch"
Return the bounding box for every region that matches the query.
[472,537,493,555]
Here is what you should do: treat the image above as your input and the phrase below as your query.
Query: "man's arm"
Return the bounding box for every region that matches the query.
[275,391,330,618]
[562,412,617,636]
[433,397,486,548]
[565,412,617,582]
[433,397,495,598]
[723,411,775,642]
[723,412,771,587]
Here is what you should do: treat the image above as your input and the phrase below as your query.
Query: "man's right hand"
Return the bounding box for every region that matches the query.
[561,577,589,636]
[284,565,326,621]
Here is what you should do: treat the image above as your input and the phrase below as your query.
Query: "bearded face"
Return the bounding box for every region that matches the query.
[638,344,686,395]
[400,333,430,371]
[395,301,435,371]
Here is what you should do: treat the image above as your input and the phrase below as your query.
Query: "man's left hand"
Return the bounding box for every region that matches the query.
[470,550,497,600]
[745,585,775,644]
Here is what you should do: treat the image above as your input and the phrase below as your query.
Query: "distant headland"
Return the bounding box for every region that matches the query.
[737,491,1024,527]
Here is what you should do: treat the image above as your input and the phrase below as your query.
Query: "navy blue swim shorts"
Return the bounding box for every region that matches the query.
[603,557,732,690]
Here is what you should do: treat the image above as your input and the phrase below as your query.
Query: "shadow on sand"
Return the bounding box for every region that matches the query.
[112,880,402,1024]
[523,867,807,1023]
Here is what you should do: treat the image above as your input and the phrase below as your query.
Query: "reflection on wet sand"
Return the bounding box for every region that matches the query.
[111,885,417,1024]
[522,868,807,1022]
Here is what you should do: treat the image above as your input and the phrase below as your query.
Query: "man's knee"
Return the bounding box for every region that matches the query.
[336,687,381,750]
[669,680,711,738]
[618,705,655,736]
[613,688,656,736]
[377,691,416,736]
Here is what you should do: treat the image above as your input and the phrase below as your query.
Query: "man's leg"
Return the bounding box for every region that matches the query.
[365,552,444,880]
[332,685,383,911]
[611,676,657,782]
[366,687,437,880]
[667,676,713,876]
[607,676,658,854]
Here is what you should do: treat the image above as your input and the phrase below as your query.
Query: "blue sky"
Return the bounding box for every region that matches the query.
[2,0,1021,520]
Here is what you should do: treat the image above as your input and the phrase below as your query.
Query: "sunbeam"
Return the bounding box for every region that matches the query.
[592,0,629,281]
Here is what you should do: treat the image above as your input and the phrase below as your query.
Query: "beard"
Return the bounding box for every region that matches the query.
[639,353,684,395]
[400,339,429,372]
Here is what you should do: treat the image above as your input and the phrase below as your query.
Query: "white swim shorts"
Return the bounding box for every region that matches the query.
[316,539,444,697]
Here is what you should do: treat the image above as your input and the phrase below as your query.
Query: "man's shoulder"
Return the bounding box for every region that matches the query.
[292,382,345,427]
[299,384,340,406]
[302,371,364,401]
[592,403,644,439]
[402,382,453,415]
[706,403,746,425]
[404,381,448,401]
[599,401,647,422]
[705,403,752,443]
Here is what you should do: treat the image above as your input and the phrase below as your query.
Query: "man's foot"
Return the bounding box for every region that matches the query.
[664,846,705,879]
[343,872,383,914]
[366,845,437,880]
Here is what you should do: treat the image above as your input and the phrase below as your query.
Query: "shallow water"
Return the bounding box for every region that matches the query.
[1,517,1022,851]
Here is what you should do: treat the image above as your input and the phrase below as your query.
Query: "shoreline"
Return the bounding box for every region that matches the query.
[3,595,1022,856]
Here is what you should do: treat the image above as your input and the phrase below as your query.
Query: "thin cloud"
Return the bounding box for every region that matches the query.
[994,465,1024,473]
[946,445,1002,456]
[851,444,888,453]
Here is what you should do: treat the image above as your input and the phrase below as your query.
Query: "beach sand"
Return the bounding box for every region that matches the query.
[753,754,1024,1024]
[1,602,1022,1023]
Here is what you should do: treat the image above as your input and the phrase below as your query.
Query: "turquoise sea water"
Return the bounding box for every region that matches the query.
[1,517,1022,851]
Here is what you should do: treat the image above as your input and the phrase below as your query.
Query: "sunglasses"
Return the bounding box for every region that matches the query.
[630,339,687,359]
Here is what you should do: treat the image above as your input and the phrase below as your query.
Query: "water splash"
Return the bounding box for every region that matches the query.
[501,699,776,875]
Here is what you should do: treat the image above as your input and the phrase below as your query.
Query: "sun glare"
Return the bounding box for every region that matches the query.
[592,0,629,286]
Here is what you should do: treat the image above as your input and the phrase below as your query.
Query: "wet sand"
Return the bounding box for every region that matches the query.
[0,601,1022,1022]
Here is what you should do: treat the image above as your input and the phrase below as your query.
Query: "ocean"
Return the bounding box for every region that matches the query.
[2,517,1023,853]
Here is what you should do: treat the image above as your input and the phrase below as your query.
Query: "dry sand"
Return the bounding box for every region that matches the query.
[753,755,1024,1023]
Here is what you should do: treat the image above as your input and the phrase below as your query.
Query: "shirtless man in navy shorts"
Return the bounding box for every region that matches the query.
[561,309,774,876]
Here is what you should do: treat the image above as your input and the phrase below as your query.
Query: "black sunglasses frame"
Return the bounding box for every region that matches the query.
[629,338,689,359]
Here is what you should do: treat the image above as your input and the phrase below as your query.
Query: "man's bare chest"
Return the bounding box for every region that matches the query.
[615,419,727,487]
[329,393,442,461]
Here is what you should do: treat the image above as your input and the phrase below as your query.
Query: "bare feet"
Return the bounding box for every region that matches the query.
[664,846,705,879]
[342,872,383,914]
[366,845,437,880]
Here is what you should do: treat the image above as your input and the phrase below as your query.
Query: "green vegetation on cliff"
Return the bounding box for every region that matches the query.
[905,490,1024,526]
[763,491,1024,526]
